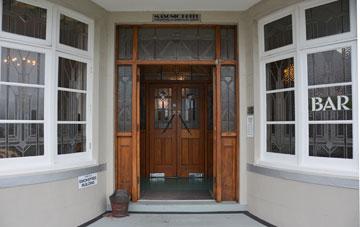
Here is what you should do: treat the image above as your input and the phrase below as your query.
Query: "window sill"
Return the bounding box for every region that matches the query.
[247,162,359,189]
[0,162,106,188]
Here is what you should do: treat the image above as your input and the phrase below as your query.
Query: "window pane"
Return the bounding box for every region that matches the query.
[2,0,47,39]
[0,85,44,120]
[306,0,350,40]
[1,47,45,85]
[264,15,293,51]
[117,66,132,132]
[58,91,86,121]
[58,57,87,90]
[309,124,352,159]
[307,47,351,86]
[0,123,44,159]
[198,28,216,59]
[138,28,156,60]
[60,14,88,51]
[221,28,235,60]
[267,91,295,121]
[138,27,215,60]
[266,58,294,90]
[221,66,236,132]
[267,124,295,155]
[118,28,133,60]
[58,124,86,154]
[308,85,352,121]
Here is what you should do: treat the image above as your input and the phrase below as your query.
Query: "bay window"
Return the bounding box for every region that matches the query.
[0,0,94,172]
[258,0,358,174]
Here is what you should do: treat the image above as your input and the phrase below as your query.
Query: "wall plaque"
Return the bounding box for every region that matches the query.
[153,13,201,22]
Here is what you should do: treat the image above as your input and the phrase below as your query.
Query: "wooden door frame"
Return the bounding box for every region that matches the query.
[115,24,239,202]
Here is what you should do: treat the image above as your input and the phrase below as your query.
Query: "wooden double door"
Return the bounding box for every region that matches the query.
[148,83,206,177]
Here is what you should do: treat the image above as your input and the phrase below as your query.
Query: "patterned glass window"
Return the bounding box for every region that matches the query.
[60,14,88,51]
[154,88,172,129]
[2,0,47,39]
[181,88,200,129]
[264,15,293,51]
[138,27,215,60]
[265,58,295,155]
[57,57,87,155]
[306,0,350,40]
[307,47,353,159]
[0,47,45,159]
[221,27,235,60]
[141,65,211,81]
[118,27,133,60]
[117,66,132,132]
[221,66,236,132]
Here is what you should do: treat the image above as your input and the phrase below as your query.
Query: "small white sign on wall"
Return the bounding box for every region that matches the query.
[78,173,97,189]
[247,115,254,138]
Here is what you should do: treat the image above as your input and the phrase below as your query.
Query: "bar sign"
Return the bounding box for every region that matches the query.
[78,173,97,189]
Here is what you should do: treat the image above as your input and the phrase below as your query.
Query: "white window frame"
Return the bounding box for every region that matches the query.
[0,0,53,46]
[257,0,358,176]
[0,40,52,171]
[300,41,358,172]
[258,6,297,58]
[299,0,357,50]
[0,0,95,174]
[55,6,94,59]
[54,51,93,165]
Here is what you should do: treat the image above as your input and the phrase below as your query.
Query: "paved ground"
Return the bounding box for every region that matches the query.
[88,213,267,227]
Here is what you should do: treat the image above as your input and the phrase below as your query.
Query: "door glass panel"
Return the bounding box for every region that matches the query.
[2,0,47,39]
[138,27,215,60]
[181,88,199,129]
[118,27,133,60]
[306,0,350,40]
[154,88,172,129]
[117,66,132,132]
[221,27,235,60]
[221,66,236,132]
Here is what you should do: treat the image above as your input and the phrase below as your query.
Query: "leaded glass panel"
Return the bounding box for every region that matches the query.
[307,48,351,86]
[117,66,132,132]
[58,57,87,90]
[308,85,352,121]
[306,0,350,40]
[266,58,294,90]
[267,124,295,155]
[0,123,44,158]
[138,28,215,60]
[181,88,200,129]
[60,14,88,51]
[207,85,213,130]
[264,15,293,51]
[1,47,45,85]
[221,66,236,132]
[267,91,295,122]
[154,88,172,129]
[58,124,86,154]
[58,91,86,121]
[118,28,133,60]
[0,85,44,120]
[309,124,352,158]
[2,0,47,39]
[221,28,235,60]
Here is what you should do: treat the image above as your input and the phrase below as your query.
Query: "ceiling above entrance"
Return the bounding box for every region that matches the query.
[91,0,261,12]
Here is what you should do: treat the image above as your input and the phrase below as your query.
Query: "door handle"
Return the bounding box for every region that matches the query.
[178,113,192,135]
[161,113,175,134]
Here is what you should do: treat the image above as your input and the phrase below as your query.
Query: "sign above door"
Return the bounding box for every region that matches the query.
[152,13,201,22]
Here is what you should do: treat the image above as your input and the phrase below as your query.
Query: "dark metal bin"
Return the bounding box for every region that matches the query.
[109,189,130,217]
